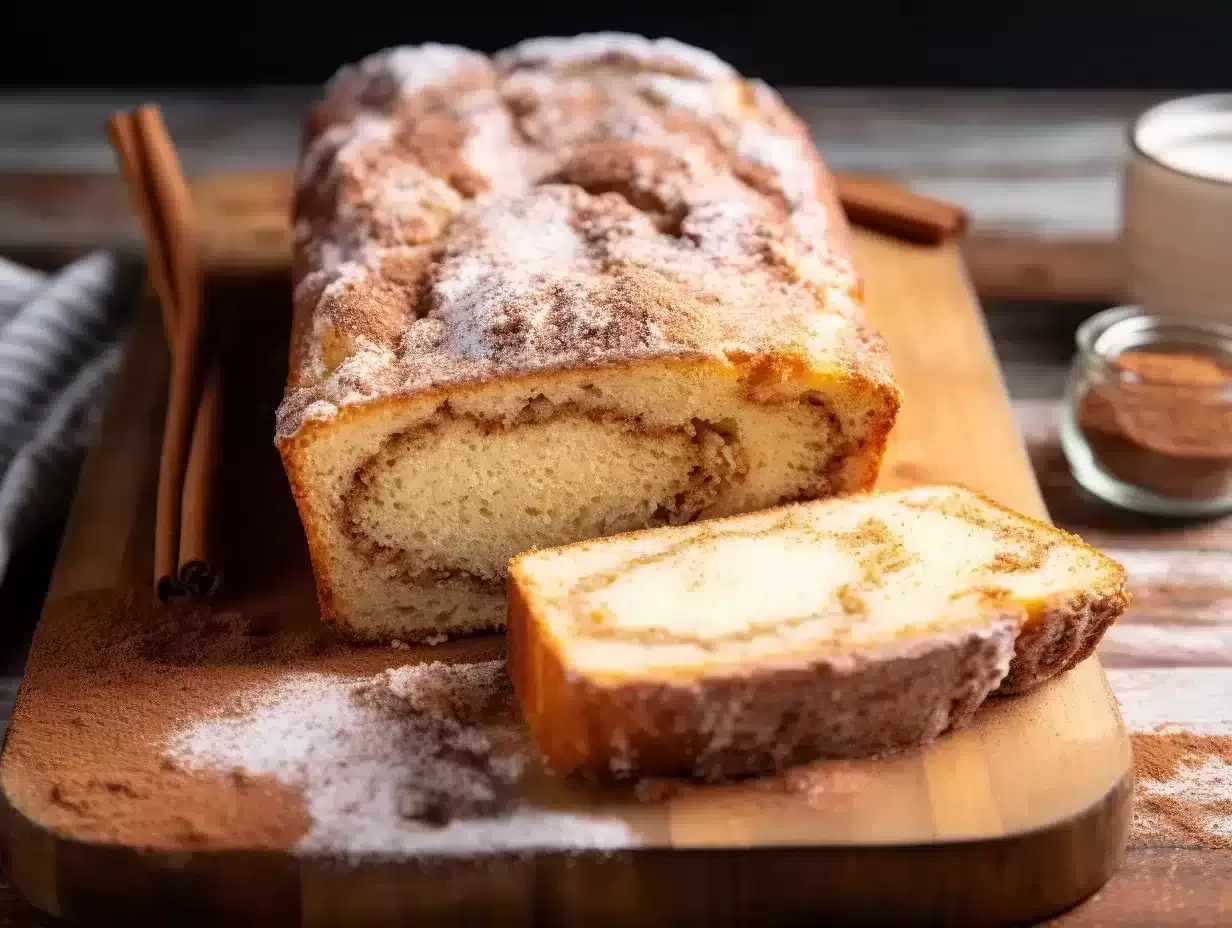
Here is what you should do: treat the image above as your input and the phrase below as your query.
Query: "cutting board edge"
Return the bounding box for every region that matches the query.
[0,763,1131,926]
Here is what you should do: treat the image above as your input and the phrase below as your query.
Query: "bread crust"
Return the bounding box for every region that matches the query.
[935,490,1130,693]
[999,586,1130,694]
[509,570,1017,780]
[506,484,1129,779]
[278,35,899,442]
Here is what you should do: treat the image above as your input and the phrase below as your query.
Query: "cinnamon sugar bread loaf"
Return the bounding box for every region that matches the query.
[507,485,1129,780]
[277,35,901,643]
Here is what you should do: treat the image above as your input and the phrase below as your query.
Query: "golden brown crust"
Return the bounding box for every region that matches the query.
[277,34,900,442]
[508,559,1018,780]
[506,483,1130,778]
[999,585,1131,694]
[277,435,344,627]
[940,492,1130,691]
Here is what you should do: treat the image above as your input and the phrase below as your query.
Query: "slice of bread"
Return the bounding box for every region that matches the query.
[507,484,1129,780]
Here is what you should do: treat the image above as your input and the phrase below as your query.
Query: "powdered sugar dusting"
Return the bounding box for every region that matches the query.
[169,660,635,857]
[1135,754,1232,843]
[278,34,891,440]
[459,103,534,194]
[736,126,818,207]
[1107,669,1232,847]
[635,73,732,120]
[334,43,488,100]
[298,114,394,194]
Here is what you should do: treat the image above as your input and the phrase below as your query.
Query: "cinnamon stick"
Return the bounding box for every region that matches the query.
[834,175,968,245]
[178,354,222,597]
[107,105,221,601]
[105,116,178,340]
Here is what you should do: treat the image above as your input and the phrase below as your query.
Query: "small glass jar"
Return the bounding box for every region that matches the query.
[1060,306,1232,517]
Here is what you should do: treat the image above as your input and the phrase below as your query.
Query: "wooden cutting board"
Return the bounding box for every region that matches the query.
[0,173,1132,927]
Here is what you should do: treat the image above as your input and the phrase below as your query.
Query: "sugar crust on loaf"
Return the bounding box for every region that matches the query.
[507,485,1129,779]
[279,33,893,438]
[278,34,902,642]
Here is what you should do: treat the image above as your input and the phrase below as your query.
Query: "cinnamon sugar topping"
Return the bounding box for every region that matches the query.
[278,34,893,440]
[1,589,637,855]
[1130,730,1232,848]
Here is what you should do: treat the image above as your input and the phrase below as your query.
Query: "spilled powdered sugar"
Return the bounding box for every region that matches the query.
[1135,754,1232,844]
[169,660,635,858]
[1107,668,1232,847]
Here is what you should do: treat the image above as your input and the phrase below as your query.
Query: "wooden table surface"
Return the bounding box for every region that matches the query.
[0,89,1229,926]
[0,88,1157,301]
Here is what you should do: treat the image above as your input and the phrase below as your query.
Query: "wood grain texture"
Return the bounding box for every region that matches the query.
[0,847,1225,927]
[0,88,1154,241]
[0,88,1156,301]
[1044,848,1232,926]
[0,168,1126,305]
[0,168,1112,303]
[0,216,1132,925]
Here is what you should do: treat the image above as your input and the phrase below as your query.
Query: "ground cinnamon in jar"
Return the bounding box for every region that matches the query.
[1076,347,1232,502]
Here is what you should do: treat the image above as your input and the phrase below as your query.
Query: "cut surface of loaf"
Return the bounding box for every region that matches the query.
[277,34,901,642]
[507,484,1129,780]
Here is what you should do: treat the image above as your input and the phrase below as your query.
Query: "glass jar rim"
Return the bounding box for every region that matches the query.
[1075,305,1232,395]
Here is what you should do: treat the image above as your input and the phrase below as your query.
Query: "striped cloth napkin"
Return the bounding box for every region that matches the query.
[0,252,139,580]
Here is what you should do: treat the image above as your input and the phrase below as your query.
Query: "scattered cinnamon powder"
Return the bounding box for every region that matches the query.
[0,586,450,851]
[16,584,1226,856]
[2,589,321,849]
[3,587,635,856]
[170,660,635,856]
[1129,729,1232,848]
[1134,730,1232,781]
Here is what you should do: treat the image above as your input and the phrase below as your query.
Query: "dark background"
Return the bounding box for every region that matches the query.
[5,7,1232,89]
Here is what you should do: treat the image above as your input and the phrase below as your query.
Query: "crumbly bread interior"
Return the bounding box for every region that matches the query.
[296,360,883,641]
[513,484,1126,679]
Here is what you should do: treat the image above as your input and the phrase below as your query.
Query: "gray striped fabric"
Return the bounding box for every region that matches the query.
[0,252,138,579]
[0,257,46,331]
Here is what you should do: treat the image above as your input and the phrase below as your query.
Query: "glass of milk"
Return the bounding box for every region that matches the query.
[1123,94,1232,320]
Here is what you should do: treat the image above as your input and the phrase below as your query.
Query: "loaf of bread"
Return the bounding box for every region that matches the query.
[277,34,901,643]
[507,485,1129,780]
